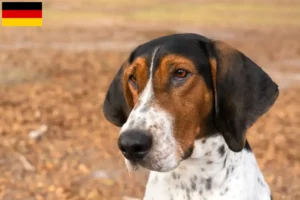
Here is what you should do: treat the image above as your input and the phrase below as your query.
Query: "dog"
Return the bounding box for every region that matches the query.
[103,33,278,200]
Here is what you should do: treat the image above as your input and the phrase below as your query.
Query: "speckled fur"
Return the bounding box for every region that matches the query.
[144,135,271,200]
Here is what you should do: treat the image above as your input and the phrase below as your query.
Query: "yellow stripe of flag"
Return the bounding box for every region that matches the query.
[2,18,42,26]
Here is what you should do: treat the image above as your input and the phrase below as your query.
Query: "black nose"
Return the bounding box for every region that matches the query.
[118,130,152,161]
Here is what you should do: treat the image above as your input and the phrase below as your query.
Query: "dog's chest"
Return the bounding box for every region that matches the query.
[143,138,271,200]
[144,167,242,200]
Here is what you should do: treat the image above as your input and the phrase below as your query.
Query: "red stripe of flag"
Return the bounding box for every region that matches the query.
[2,10,42,18]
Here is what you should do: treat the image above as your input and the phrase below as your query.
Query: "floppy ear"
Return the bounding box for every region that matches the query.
[103,62,131,127]
[206,40,279,152]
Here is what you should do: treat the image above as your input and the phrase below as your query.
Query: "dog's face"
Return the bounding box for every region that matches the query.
[103,34,279,172]
[120,41,214,171]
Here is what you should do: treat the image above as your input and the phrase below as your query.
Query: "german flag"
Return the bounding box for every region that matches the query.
[2,2,42,26]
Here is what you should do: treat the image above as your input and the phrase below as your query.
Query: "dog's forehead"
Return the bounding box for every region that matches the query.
[127,34,213,87]
[129,33,211,66]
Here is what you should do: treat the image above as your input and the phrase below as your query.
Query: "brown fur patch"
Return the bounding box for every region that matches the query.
[153,54,213,155]
[209,58,218,114]
[123,57,148,109]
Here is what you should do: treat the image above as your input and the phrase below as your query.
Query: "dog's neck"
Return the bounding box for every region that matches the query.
[144,134,271,200]
[177,135,241,189]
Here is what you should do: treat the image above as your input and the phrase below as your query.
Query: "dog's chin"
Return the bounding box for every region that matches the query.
[125,158,181,172]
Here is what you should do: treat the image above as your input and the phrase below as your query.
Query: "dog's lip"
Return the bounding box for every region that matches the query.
[131,155,181,172]
[122,150,150,162]
[138,161,180,172]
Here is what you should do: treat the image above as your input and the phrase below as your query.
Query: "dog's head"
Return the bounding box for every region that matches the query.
[103,33,279,172]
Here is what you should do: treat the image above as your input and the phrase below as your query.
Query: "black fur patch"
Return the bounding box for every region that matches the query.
[172,172,180,180]
[244,140,252,152]
[182,146,194,160]
[205,178,212,190]
[218,145,225,157]
[190,177,197,191]
[223,155,228,169]
[220,187,229,196]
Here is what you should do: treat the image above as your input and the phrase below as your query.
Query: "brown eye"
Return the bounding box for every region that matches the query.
[129,74,137,85]
[175,69,188,79]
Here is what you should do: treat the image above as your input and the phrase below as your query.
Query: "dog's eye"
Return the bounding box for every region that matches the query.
[129,74,137,87]
[175,69,188,79]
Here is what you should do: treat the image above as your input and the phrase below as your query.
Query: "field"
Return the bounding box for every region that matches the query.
[0,0,300,199]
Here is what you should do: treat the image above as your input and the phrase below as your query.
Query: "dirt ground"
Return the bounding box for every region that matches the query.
[0,1,300,200]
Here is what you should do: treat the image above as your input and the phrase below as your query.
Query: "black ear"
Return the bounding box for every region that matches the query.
[103,63,131,127]
[206,40,279,152]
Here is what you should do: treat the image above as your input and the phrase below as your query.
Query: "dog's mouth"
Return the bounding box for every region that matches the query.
[123,148,191,172]
[126,159,180,172]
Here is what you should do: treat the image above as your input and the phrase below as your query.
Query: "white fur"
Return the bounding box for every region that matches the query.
[144,135,271,200]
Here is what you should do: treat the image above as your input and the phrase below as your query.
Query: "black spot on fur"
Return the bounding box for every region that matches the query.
[218,145,225,157]
[205,151,212,156]
[207,160,213,164]
[192,175,197,181]
[172,172,180,180]
[205,178,212,190]
[186,188,191,200]
[223,155,228,168]
[182,146,194,160]
[230,166,235,173]
[181,183,186,190]
[225,168,230,181]
[190,178,197,191]
[257,177,266,187]
[202,139,206,144]
[172,172,176,180]
[199,188,203,195]
[140,106,149,112]
[220,187,229,196]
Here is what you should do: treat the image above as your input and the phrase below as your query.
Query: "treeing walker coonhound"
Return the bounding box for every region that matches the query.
[103,33,278,200]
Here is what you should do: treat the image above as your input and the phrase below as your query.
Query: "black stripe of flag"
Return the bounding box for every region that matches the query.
[2,2,42,10]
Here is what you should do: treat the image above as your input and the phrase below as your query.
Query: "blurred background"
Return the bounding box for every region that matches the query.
[0,0,300,199]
